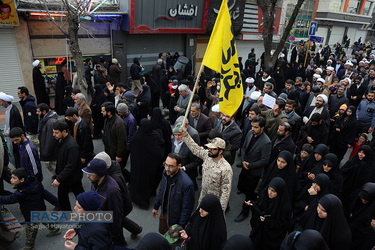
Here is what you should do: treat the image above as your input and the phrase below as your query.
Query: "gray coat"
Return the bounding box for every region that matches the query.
[38,111,58,161]
[241,132,271,177]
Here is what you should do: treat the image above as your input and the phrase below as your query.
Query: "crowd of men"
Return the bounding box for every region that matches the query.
[0,46,374,249]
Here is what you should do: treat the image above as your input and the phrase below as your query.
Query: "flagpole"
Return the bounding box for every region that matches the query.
[182,63,205,126]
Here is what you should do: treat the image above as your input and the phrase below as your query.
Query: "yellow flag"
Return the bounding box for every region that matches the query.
[202,0,242,117]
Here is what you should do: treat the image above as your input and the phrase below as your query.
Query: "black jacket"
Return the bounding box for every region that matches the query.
[19,95,38,134]
[75,119,94,160]
[154,169,195,227]
[0,176,45,222]
[9,104,24,132]
[74,222,112,250]
[56,134,82,185]
[107,160,132,216]
[269,135,296,164]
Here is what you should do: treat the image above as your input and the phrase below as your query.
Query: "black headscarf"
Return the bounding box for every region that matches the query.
[311,153,343,195]
[150,107,172,157]
[186,194,227,250]
[92,84,106,106]
[250,177,291,250]
[135,232,170,250]
[294,173,332,220]
[222,234,254,250]
[342,145,375,206]
[144,73,160,95]
[348,182,375,249]
[280,229,330,250]
[303,194,351,250]
[259,150,297,201]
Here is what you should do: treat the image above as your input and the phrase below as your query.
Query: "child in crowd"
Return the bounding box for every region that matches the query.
[0,168,60,250]
[296,143,314,174]
[348,133,369,159]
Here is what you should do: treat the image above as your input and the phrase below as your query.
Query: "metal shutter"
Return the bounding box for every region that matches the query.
[0,28,24,98]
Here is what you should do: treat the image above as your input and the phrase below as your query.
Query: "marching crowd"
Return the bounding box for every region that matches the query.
[0,46,375,249]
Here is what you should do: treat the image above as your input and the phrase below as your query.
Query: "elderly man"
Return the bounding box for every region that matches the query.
[303,93,330,127]
[180,125,232,212]
[74,93,94,135]
[109,58,122,85]
[261,99,288,140]
[0,92,23,168]
[175,84,191,116]
[32,60,50,105]
[188,103,212,145]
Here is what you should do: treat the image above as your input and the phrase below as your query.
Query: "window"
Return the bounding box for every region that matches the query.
[285,0,315,38]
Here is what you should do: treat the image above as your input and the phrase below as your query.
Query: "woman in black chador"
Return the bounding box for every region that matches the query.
[180,194,227,250]
[259,150,297,202]
[130,118,164,208]
[347,182,375,249]
[341,145,375,211]
[302,194,351,250]
[249,177,291,250]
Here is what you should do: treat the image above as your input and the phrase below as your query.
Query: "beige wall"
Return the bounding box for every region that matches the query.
[13,19,35,96]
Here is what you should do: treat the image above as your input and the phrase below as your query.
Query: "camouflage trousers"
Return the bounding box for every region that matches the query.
[25,223,59,249]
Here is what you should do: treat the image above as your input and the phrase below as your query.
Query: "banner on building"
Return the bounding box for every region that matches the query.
[0,0,19,26]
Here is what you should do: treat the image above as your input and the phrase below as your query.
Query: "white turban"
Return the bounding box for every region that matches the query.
[211,104,220,112]
[317,78,325,84]
[316,68,323,74]
[313,74,321,79]
[327,66,334,71]
[245,77,254,84]
[317,94,328,103]
[32,60,40,67]
[0,92,14,102]
[250,91,261,101]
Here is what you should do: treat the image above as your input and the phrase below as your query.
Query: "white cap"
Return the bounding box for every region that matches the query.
[279,53,285,58]
[250,91,261,101]
[32,60,40,67]
[313,74,321,79]
[112,58,118,64]
[317,94,328,103]
[211,104,220,113]
[327,66,334,71]
[0,92,14,102]
[317,78,325,84]
[245,77,254,84]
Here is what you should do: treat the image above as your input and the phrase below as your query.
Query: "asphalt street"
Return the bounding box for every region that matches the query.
[1,137,253,249]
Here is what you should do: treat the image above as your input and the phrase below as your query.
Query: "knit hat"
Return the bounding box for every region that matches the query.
[32,60,40,67]
[339,104,348,111]
[317,94,328,103]
[123,91,135,101]
[278,93,288,102]
[173,123,182,133]
[94,152,112,169]
[112,58,118,64]
[117,103,128,114]
[82,158,107,177]
[76,191,101,211]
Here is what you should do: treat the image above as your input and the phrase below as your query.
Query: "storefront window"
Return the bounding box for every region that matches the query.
[362,1,372,15]
[347,0,360,14]
[331,0,344,11]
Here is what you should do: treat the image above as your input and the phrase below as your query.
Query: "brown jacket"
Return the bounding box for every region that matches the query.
[78,102,94,134]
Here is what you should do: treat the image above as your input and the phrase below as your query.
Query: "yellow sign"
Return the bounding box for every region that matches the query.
[45,66,57,74]
[0,0,19,26]
[202,0,242,117]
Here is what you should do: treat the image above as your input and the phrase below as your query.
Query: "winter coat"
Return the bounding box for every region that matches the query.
[19,95,38,134]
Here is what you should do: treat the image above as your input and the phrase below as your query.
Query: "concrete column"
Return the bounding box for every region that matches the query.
[13,19,35,96]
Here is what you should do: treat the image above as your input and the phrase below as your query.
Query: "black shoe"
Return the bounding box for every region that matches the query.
[234,213,248,222]
[236,163,242,168]
[131,226,143,239]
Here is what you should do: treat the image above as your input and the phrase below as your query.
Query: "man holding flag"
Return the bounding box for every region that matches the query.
[178,0,242,212]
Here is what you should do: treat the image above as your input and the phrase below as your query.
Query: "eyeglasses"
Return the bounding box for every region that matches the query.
[163,162,177,169]
[322,163,333,167]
